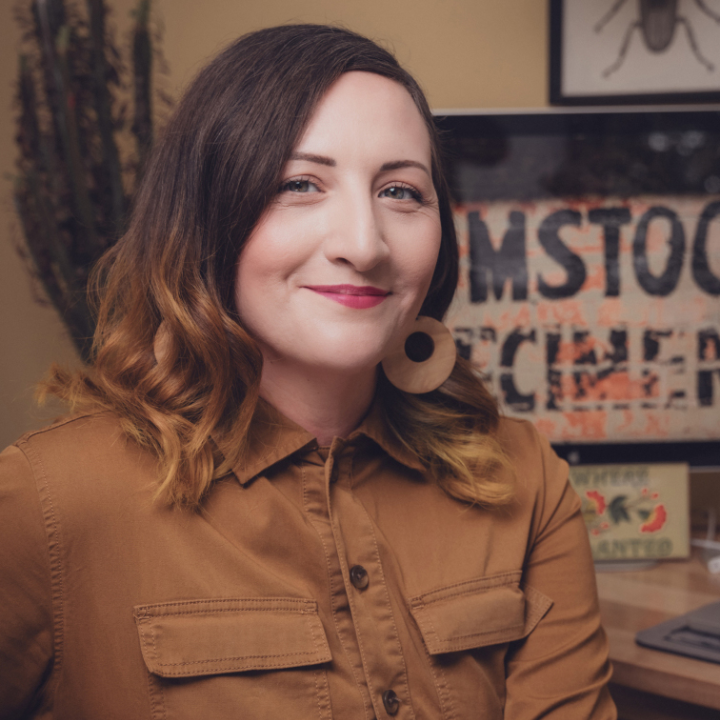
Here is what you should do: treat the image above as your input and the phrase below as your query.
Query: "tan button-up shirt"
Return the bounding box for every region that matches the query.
[0,403,615,720]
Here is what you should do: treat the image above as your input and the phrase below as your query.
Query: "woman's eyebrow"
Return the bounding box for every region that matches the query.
[380,159,430,175]
[289,154,430,176]
[290,151,336,166]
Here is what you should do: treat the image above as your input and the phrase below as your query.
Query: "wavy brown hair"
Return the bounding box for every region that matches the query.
[44,24,514,507]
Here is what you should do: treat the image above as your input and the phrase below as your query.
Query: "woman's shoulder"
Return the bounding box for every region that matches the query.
[2,410,158,519]
[496,415,539,446]
[495,416,574,510]
[496,415,559,465]
[11,410,147,466]
[12,409,123,448]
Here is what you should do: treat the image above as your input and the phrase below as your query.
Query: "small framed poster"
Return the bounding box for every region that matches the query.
[550,0,720,105]
[568,463,690,561]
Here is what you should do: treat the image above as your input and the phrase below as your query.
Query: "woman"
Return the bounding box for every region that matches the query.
[0,25,615,720]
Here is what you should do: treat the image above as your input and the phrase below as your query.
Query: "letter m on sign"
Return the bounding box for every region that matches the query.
[468,211,528,302]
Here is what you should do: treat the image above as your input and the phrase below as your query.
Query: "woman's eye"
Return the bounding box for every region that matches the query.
[280,179,319,193]
[380,185,421,202]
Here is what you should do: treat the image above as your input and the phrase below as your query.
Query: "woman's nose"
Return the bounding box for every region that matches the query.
[323,193,390,271]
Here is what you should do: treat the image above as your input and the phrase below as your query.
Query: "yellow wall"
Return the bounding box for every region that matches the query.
[0,0,548,449]
[161,0,549,110]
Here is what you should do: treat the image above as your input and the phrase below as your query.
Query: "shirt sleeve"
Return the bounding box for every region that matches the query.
[503,429,617,720]
[0,444,55,720]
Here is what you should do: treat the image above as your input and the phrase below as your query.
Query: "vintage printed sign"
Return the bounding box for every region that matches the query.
[567,463,689,561]
[447,196,720,443]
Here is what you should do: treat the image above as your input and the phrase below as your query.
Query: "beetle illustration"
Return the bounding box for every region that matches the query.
[595,0,720,77]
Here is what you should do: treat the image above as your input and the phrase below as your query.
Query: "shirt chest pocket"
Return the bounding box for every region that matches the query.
[134,598,333,720]
[409,572,553,719]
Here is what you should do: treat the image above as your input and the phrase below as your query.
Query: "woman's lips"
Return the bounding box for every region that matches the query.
[304,284,389,309]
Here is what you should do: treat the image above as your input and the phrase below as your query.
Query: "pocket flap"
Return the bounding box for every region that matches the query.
[409,572,553,654]
[134,598,331,678]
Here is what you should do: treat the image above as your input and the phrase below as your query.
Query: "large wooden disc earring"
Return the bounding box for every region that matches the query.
[382,316,457,394]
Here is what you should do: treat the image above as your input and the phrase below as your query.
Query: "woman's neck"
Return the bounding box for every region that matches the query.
[258,360,378,445]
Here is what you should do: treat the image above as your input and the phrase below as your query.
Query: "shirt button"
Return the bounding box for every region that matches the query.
[349,564,369,590]
[382,689,400,715]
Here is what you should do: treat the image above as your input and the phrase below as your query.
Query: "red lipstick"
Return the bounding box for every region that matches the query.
[304,284,389,309]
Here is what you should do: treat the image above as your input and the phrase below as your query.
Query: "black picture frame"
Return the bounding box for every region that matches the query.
[549,0,720,106]
[553,439,719,468]
[434,108,720,469]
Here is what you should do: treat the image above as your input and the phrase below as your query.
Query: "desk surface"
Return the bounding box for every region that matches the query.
[597,552,720,710]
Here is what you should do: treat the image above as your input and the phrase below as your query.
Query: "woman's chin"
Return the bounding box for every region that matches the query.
[259,331,392,374]
[262,348,384,379]
[306,355,384,378]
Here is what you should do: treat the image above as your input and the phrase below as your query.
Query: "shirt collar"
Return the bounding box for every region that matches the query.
[230,396,425,485]
[347,399,426,474]
[230,400,316,485]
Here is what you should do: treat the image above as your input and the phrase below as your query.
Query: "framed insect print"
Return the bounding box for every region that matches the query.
[434,108,720,468]
[550,0,720,105]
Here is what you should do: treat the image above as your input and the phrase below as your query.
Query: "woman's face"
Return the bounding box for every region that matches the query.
[235,71,442,375]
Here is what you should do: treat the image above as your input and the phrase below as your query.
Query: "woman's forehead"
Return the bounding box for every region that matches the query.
[293,72,432,163]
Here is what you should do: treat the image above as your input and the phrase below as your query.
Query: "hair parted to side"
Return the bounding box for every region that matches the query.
[43,24,514,508]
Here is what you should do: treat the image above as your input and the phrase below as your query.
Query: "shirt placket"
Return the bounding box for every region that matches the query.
[324,438,416,720]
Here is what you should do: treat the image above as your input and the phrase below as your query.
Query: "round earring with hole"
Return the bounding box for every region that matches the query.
[381,316,457,394]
